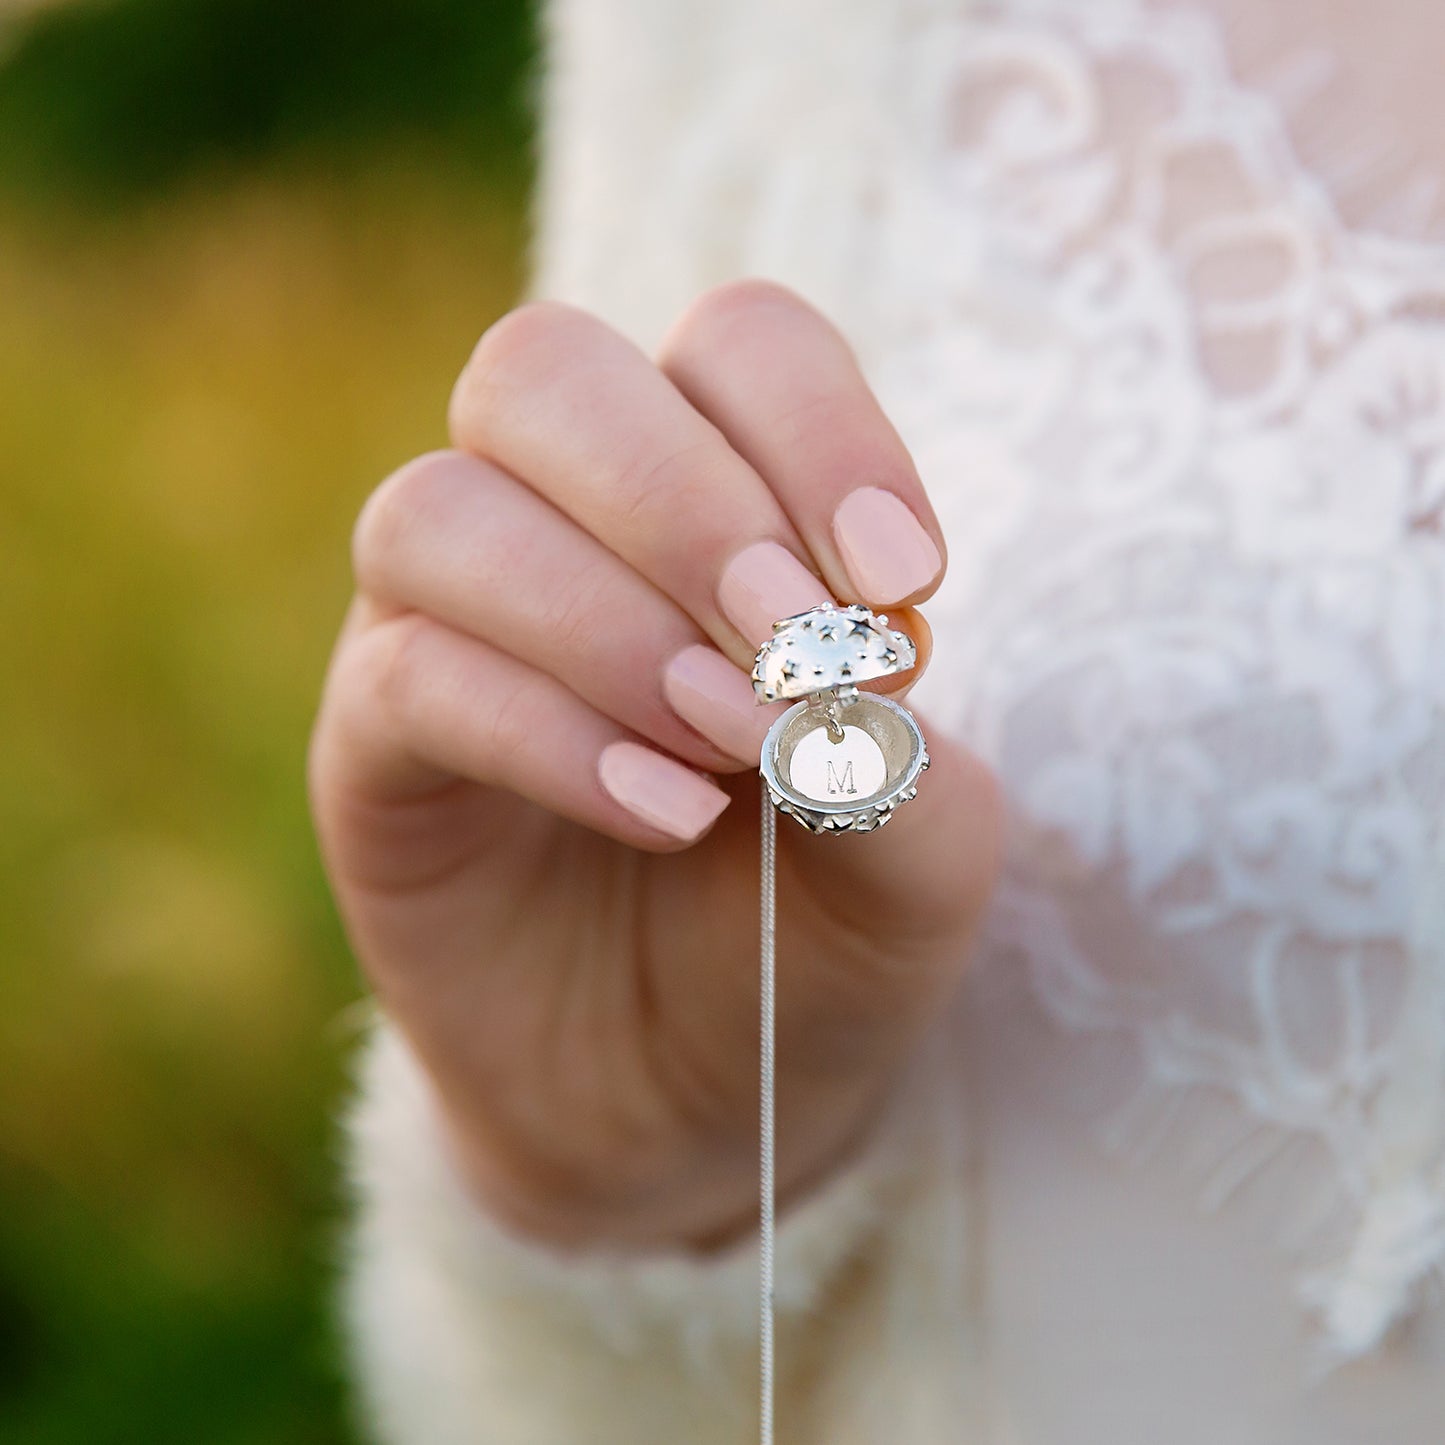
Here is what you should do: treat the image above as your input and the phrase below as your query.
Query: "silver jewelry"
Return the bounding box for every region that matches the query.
[753,602,928,1445]
[754,603,929,833]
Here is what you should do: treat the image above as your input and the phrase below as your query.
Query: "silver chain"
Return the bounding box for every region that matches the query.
[753,610,924,1444]
[759,782,777,1445]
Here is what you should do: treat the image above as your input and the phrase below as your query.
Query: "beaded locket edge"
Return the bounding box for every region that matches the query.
[752,603,930,834]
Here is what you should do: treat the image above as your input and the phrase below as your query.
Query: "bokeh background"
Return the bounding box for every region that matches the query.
[0,2,535,1438]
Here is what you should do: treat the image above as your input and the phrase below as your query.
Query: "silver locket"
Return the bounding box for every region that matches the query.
[751,600,930,1445]
[752,602,929,833]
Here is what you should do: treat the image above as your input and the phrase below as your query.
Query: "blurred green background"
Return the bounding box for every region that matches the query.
[0,1,534,1438]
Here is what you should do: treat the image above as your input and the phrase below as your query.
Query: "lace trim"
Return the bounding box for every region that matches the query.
[886,0,1445,1362]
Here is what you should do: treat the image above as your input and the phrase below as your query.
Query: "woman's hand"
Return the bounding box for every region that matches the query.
[308,281,1003,1252]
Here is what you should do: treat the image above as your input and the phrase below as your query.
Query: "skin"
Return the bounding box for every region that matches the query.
[308,280,1004,1254]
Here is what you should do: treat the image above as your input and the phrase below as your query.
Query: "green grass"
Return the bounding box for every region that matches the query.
[0,0,537,202]
[0,163,528,1442]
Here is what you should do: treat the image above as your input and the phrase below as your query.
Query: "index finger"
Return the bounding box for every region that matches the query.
[658,280,946,609]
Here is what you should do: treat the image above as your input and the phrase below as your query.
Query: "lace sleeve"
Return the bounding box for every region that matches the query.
[875,1,1445,1366]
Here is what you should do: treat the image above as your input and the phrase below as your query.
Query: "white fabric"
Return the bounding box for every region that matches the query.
[345,1016,976,1443]
[345,1,1445,1439]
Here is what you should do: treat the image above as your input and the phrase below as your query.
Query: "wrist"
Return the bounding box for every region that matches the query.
[431,1059,904,1257]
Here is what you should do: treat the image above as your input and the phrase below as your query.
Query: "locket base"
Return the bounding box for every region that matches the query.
[760,689,929,834]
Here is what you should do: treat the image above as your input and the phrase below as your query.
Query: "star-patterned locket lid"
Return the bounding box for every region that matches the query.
[751,603,917,703]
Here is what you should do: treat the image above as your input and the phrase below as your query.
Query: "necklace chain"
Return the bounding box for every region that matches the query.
[759,782,777,1445]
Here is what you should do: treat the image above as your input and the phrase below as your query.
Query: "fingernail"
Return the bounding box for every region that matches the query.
[664,645,775,763]
[832,487,942,604]
[598,740,730,841]
[717,540,830,645]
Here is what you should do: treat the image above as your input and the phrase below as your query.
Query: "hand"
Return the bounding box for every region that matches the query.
[308,281,1003,1252]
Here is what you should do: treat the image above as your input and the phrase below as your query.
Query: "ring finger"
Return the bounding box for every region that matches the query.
[351,448,786,771]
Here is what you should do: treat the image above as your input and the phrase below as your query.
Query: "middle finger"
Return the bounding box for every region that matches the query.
[447,301,832,665]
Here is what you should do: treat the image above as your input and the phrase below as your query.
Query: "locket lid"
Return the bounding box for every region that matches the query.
[750,602,917,703]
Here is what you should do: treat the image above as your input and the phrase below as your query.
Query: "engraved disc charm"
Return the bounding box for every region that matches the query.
[753,603,929,834]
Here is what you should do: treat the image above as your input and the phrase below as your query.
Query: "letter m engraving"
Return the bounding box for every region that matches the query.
[826,759,856,795]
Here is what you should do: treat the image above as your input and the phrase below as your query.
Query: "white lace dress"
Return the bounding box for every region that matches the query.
[343,2,1445,1440]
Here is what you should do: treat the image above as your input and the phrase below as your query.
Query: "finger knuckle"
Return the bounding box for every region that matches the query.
[352,450,466,590]
[472,678,541,781]
[368,613,541,784]
[664,277,816,358]
[365,611,436,729]
[775,397,915,491]
[766,388,858,449]
[534,562,618,659]
[613,435,732,539]
[315,611,432,767]
[449,300,599,434]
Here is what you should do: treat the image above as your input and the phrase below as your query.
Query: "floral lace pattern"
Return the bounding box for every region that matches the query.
[880,1,1445,1361]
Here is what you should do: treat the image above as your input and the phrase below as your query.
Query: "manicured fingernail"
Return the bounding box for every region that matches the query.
[832,487,942,604]
[664,645,776,763]
[598,740,730,841]
[717,540,830,645]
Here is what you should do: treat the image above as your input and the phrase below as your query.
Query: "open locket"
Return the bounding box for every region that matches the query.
[751,600,931,1445]
[752,602,929,833]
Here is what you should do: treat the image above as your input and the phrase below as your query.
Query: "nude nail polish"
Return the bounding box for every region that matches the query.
[717,540,831,646]
[598,740,730,841]
[832,487,942,604]
[663,645,777,763]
